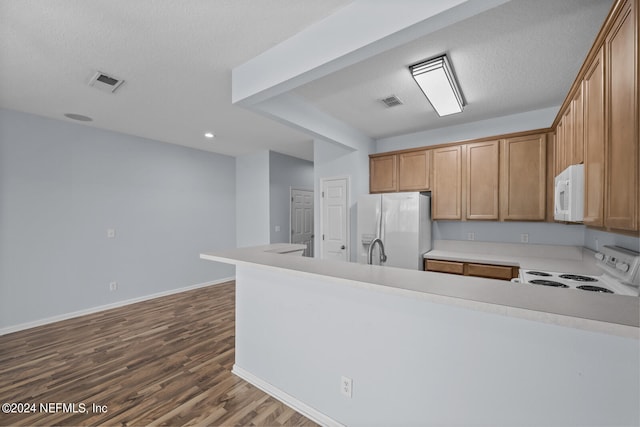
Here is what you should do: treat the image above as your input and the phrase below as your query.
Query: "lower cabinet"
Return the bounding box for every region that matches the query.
[425,259,518,281]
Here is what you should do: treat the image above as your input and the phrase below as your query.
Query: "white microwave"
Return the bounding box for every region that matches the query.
[554,164,584,222]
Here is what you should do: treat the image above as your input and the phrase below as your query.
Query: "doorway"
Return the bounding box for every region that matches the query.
[290,188,314,257]
[320,176,350,261]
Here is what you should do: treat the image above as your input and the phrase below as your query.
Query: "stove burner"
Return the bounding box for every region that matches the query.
[577,285,614,293]
[529,280,569,288]
[559,274,598,282]
[526,271,552,277]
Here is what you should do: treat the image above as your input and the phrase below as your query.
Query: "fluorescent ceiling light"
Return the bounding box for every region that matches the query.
[204,132,215,139]
[410,55,464,116]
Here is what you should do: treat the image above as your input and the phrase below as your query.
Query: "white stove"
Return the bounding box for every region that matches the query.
[519,245,640,297]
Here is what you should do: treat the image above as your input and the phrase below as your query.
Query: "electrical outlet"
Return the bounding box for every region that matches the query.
[341,376,352,398]
[467,232,475,241]
[275,225,281,232]
[107,229,116,239]
[520,233,529,243]
[109,281,118,291]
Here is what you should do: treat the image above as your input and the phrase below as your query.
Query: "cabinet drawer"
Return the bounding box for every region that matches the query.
[466,263,515,280]
[426,259,464,275]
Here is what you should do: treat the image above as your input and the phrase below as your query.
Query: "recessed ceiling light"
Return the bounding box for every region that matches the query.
[204,132,215,139]
[64,113,93,122]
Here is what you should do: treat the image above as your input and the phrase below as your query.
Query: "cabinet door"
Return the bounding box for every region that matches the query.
[399,150,431,191]
[369,154,398,193]
[583,46,605,227]
[432,146,462,220]
[562,105,574,170]
[466,141,499,220]
[572,86,584,165]
[605,0,637,231]
[425,259,464,275]
[500,135,547,220]
[555,119,565,176]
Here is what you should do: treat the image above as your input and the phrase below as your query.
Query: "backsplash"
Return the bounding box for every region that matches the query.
[584,228,640,253]
[433,221,640,253]
[433,221,586,246]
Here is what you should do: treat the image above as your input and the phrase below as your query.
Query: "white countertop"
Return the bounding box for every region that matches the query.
[201,244,639,338]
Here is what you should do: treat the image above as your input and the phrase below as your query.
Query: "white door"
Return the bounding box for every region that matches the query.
[290,189,314,257]
[321,177,349,261]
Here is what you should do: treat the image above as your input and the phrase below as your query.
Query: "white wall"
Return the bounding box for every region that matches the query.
[314,139,374,261]
[269,151,314,244]
[236,150,270,247]
[235,264,639,426]
[0,109,236,330]
[375,106,559,152]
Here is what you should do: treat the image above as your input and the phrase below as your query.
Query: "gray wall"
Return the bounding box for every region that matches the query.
[0,108,236,331]
[375,106,559,152]
[434,221,587,246]
[269,151,313,244]
[235,150,270,247]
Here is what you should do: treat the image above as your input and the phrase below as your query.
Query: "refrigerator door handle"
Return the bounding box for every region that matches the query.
[375,204,382,239]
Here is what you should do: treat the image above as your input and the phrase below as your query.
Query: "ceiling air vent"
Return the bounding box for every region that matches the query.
[89,71,125,93]
[380,95,403,108]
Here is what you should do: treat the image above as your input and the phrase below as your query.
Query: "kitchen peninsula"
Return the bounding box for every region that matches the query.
[201,244,639,427]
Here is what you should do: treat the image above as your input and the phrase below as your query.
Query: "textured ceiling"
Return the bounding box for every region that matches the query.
[0,0,351,161]
[0,0,614,161]
[295,0,613,140]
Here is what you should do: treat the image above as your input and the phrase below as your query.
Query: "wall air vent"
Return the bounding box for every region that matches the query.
[380,95,403,108]
[89,71,125,93]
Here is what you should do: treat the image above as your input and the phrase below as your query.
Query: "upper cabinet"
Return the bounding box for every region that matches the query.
[604,0,638,231]
[571,86,584,166]
[466,141,499,220]
[370,150,431,193]
[432,146,462,220]
[500,134,547,221]
[551,0,638,232]
[583,46,605,227]
[398,150,431,191]
[369,154,398,193]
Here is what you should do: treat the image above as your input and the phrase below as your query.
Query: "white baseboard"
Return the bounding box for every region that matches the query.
[232,364,344,427]
[0,276,235,336]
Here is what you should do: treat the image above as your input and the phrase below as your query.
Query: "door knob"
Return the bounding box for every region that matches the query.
[341,245,346,250]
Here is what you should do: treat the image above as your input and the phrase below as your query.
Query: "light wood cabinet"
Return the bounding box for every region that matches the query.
[555,119,565,176]
[399,149,431,191]
[583,46,605,227]
[466,141,499,220]
[604,0,638,231]
[425,259,518,281]
[369,154,397,193]
[500,134,547,220]
[432,146,462,220]
[425,259,464,275]
[562,104,574,171]
[571,86,584,165]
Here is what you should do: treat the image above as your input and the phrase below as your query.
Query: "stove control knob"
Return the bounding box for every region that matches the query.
[616,262,629,272]
[595,252,605,261]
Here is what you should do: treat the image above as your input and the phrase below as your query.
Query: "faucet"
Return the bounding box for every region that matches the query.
[367,238,388,265]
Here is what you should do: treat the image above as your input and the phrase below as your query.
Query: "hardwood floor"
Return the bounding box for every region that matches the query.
[0,282,319,427]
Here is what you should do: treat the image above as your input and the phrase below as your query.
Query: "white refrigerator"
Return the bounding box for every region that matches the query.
[357,192,431,270]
